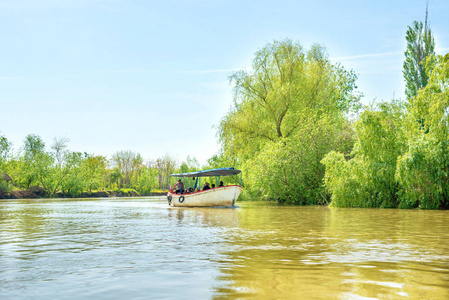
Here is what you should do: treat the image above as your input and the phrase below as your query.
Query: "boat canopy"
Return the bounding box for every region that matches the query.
[170,167,241,178]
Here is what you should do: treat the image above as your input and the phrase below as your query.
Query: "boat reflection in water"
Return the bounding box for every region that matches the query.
[167,205,241,228]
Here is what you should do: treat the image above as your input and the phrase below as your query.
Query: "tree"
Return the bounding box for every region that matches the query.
[396,53,449,209]
[17,135,87,197]
[248,114,355,204]
[322,54,449,209]
[149,155,178,190]
[206,151,238,170]
[218,39,361,203]
[51,137,70,168]
[82,154,107,192]
[179,156,200,173]
[35,149,87,197]
[220,40,360,160]
[23,134,45,161]
[0,134,12,178]
[111,150,143,188]
[403,6,435,100]
[107,167,122,190]
[137,167,157,195]
[322,101,406,208]
[0,134,12,192]
[58,152,86,196]
[0,134,12,168]
[21,134,47,188]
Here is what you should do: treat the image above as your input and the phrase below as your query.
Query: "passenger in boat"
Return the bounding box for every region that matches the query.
[174,179,185,194]
[219,181,224,187]
[202,182,211,191]
[211,183,215,188]
[188,187,194,193]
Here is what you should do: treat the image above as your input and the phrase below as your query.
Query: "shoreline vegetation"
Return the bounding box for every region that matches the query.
[0,147,197,200]
[0,187,168,200]
[1,15,449,209]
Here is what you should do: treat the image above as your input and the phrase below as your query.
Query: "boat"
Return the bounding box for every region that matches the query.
[167,167,242,207]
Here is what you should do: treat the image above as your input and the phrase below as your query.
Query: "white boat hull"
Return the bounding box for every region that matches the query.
[167,185,242,207]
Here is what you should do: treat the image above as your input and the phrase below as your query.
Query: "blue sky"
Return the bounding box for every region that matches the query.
[1,0,448,165]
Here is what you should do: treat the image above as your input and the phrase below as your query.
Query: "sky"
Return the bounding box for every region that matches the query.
[1,0,449,165]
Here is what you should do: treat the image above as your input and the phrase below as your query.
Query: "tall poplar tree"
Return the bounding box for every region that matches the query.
[403,4,435,100]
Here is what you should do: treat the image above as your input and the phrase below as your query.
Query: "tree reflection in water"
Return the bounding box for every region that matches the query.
[212,203,449,299]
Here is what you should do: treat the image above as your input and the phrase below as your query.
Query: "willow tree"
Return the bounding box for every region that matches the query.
[322,101,407,208]
[220,40,359,158]
[323,54,449,209]
[218,39,361,203]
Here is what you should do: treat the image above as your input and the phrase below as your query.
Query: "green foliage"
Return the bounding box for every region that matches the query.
[396,54,449,209]
[58,152,85,197]
[204,151,242,189]
[218,39,361,204]
[0,131,207,197]
[0,134,12,192]
[137,167,157,195]
[0,133,164,197]
[107,167,122,190]
[403,20,435,100]
[149,154,178,190]
[111,150,143,188]
[323,54,449,209]
[21,134,47,188]
[322,14,446,210]
[322,101,406,208]
[245,114,353,204]
[206,151,238,171]
[118,188,138,194]
[220,40,360,159]
[0,179,8,193]
[0,134,12,169]
[179,155,200,174]
[82,154,107,192]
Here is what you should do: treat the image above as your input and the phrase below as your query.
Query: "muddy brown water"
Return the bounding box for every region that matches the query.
[1,198,448,299]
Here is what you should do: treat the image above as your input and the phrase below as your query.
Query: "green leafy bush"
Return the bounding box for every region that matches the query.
[323,54,449,209]
[322,101,406,208]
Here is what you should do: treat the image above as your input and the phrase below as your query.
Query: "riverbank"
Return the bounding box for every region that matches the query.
[0,187,168,199]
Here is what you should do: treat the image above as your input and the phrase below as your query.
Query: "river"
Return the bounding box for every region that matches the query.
[1,198,448,299]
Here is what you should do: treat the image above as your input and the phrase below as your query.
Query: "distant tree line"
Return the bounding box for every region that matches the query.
[0,134,201,197]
